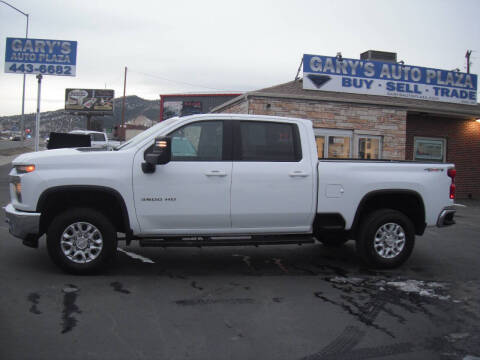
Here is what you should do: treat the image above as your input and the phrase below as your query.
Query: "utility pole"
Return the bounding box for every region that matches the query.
[34,74,42,152]
[466,50,472,74]
[121,66,127,140]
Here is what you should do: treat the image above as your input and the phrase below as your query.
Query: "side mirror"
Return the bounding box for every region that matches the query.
[141,136,172,173]
[153,136,172,165]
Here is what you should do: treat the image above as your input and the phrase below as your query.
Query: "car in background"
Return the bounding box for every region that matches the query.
[69,130,121,149]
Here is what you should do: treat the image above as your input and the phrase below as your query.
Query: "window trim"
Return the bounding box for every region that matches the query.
[314,128,353,159]
[413,136,446,162]
[233,120,303,162]
[354,134,383,160]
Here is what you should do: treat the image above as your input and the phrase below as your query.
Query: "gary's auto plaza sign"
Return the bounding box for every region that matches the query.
[4,37,77,76]
[303,54,477,105]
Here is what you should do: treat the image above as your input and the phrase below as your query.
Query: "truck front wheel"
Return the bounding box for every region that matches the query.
[356,209,415,269]
[46,208,117,274]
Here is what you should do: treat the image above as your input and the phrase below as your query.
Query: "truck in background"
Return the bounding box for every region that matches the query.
[69,130,121,149]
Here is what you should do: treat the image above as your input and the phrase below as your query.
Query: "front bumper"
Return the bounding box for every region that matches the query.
[4,203,41,241]
[436,206,456,227]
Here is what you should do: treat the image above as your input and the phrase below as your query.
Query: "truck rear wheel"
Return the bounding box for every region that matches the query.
[356,209,415,269]
[47,208,117,274]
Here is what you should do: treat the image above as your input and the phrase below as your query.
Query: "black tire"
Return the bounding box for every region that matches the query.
[356,209,415,269]
[47,208,117,274]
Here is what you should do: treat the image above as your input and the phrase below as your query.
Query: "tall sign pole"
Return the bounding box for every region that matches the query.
[34,74,42,151]
[20,14,29,144]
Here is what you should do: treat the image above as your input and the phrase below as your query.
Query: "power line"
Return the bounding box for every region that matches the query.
[128,68,236,92]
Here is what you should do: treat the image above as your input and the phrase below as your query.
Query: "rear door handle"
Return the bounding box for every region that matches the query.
[205,170,227,177]
[289,171,309,177]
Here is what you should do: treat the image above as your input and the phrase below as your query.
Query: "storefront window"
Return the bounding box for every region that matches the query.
[358,137,381,159]
[316,136,325,158]
[328,136,351,158]
[414,137,446,162]
[314,129,352,159]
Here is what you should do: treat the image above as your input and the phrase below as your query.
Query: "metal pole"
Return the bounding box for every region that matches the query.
[35,74,42,152]
[121,66,127,141]
[21,14,29,144]
[120,66,127,138]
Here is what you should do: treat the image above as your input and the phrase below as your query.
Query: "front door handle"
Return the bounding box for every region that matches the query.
[205,170,227,177]
[289,171,309,177]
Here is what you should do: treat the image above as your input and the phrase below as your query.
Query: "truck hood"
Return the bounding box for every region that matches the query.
[12,148,112,165]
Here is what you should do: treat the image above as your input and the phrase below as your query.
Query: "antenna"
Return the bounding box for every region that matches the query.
[294,57,303,81]
[466,50,472,73]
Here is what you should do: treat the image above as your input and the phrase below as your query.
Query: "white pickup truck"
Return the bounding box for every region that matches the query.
[69,130,121,149]
[46,130,120,150]
[5,114,456,274]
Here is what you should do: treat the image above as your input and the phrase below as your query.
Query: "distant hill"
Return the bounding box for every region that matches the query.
[0,95,160,136]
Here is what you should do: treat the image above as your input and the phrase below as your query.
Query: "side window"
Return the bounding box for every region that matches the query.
[91,133,105,142]
[239,121,301,161]
[169,121,223,161]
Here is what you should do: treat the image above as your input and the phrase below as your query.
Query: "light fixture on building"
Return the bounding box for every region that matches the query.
[397,60,405,66]
[336,52,343,62]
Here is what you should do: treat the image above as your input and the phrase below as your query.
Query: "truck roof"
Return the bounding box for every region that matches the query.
[176,113,314,126]
[69,130,105,135]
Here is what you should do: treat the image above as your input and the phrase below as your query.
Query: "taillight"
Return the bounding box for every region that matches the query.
[447,168,456,199]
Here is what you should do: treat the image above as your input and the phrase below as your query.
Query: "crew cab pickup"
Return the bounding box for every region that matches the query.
[4,114,456,274]
[69,130,121,149]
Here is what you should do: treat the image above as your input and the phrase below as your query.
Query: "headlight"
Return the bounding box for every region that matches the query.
[15,165,35,174]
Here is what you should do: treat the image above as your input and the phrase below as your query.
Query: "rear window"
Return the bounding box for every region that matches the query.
[91,133,105,142]
[238,121,302,162]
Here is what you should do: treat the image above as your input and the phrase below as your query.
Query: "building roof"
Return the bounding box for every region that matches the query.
[160,93,242,98]
[213,80,480,119]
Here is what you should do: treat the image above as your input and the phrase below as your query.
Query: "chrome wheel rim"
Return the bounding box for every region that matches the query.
[60,222,103,263]
[373,222,406,259]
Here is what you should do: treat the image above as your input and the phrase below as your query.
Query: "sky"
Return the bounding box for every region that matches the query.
[0,0,479,116]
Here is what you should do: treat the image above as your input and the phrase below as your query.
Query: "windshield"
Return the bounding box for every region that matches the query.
[115,117,179,150]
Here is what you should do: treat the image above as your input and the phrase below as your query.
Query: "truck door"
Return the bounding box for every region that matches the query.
[132,120,232,235]
[230,120,315,232]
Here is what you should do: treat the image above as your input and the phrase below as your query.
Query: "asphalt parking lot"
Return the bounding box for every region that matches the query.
[0,161,479,360]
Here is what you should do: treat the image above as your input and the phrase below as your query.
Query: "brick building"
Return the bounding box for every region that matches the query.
[212,80,480,199]
[160,93,241,121]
